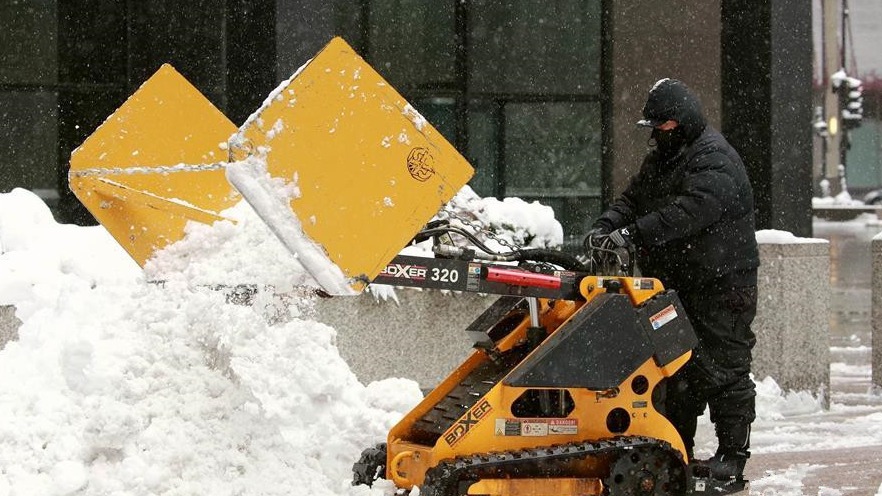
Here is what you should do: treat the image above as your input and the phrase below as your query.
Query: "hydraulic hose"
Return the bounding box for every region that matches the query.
[513,249,588,271]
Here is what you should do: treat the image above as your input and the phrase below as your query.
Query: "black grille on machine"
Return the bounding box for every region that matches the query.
[409,344,529,445]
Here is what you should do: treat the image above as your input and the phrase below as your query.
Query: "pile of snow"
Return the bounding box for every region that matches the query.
[143,183,561,293]
[0,185,562,495]
[755,229,828,244]
[812,194,863,207]
[813,176,864,206]
[0,188,418,495]
[438,186,563,250]
[753,377,825,421]
[143,160,322,292]
[143,198,315,291]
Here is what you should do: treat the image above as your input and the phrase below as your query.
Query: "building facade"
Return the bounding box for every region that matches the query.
[0,0,813,245]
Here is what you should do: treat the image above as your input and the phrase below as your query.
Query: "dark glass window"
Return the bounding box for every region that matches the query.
[504,102,601,195]
[503,101,602,243]
[469,0,601,95]
[0,92,58,192]
[358,0,604,245]
[129,0,226,98]
[368,0,457,88]
[0,0,58,85]
[57,0,127,87]
[467,101,501,197]
[411,97,458,144]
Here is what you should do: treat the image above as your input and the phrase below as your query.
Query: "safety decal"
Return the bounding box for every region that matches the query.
[495,419,522,436]
[494,418,578,436]
[649,304,678,330]
[444,399,492,446]
[548,419,578,435]
[521,421,548,436]
[466,263,481,291]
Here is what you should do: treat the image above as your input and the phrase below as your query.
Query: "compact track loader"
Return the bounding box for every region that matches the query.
[350,229,746,496]
[69,36,745,496]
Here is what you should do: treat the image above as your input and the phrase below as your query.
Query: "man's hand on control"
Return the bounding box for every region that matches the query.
[583,227,610,250]
[608,225,637,249]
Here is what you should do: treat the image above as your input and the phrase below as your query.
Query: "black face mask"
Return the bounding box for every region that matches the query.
[651,127,687,155]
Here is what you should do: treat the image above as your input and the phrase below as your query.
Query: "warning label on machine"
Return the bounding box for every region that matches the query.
[649,304,678,330]
[494,418,578,436]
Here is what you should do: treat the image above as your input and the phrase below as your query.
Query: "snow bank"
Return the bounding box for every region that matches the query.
[0,188,420,496]
[755,229,828,244]
[441,186,563,250]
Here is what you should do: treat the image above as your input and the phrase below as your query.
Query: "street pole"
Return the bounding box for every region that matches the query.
[823,0,842,195]
[839,0,851,182]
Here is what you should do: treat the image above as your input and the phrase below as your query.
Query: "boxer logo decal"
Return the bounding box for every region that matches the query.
[407,147,435,182]
[443,398,492,446]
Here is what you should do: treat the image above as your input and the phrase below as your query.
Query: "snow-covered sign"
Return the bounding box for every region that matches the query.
[69,37,474,296]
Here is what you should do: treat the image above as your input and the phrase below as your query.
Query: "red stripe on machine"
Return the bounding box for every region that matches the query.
[485,267,562,289]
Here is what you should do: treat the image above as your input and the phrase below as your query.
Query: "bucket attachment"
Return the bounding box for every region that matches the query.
[69,64,239,266]
[227,37,473,293]
[69,37,474,295]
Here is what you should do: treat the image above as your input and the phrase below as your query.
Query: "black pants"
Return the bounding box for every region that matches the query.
[664,286,758,458]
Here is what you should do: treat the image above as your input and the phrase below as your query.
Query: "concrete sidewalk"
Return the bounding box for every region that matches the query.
[740,344,882,495]
[736,220,882,495]
[746,445,882,495]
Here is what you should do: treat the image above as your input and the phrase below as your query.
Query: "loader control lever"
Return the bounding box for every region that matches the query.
[412,221,591,272]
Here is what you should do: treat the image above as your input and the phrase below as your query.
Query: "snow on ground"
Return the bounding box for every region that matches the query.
[2,187,882,495]
[0,188,415,496]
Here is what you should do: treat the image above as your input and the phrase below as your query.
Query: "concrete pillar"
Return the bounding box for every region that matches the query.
[2,243,833,399]
[0,305,21,351]
[872,236,882,390]
[753,240,831,406]
[721,0,814,237]
[314,291,494,388]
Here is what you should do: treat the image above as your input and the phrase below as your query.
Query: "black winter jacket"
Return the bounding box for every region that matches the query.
[593,126,760,293]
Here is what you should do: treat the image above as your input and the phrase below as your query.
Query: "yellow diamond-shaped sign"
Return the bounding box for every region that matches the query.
[69,64,239,266]
[229,37,474,293]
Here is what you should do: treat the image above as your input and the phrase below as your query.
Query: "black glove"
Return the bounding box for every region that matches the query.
[608,224,637,249]
[583,227,609,250]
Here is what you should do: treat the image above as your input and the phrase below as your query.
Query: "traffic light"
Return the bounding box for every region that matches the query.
[840,75,863,131]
